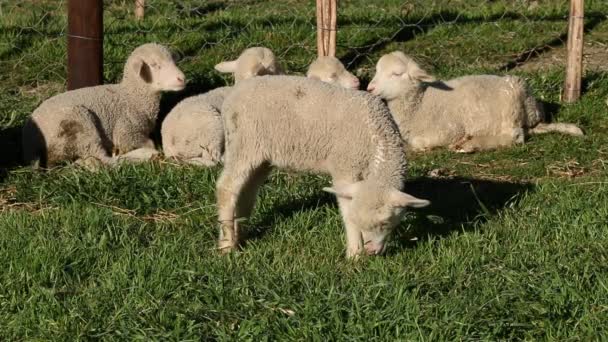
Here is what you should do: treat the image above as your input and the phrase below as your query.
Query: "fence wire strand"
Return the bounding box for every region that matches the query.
[0,0,606,107]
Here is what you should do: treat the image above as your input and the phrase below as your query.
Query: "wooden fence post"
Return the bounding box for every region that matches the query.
[563,0,584,103]
[135,0,145,20]
[67,0,103,90]
[316,0,337,57]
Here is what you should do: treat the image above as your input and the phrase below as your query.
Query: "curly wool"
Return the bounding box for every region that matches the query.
[22,43,184,167]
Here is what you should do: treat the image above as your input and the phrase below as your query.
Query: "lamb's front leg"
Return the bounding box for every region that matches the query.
[216,161,267,253]
[113,120,159,162]
[449,128,524,153]
[336,195,363,259]
[117,146,160,162]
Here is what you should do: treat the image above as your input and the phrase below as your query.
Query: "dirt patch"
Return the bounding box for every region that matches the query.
[515,39,608,73]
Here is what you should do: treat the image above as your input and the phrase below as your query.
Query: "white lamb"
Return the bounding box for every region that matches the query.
[217,76,430,258]
[306,56,360,90]
[22,43,185,167]
[161,52,361,166]
[161,47,282,166]
[367,51,584,152]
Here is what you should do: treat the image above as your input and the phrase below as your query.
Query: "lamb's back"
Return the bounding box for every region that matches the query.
[32,84,127,133]
[222,76,386,174]
[420,75,526,131]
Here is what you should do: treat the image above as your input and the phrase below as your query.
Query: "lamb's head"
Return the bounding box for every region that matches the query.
[306,56,360,90]
[214,47,283,83]
[124,43,186,92]
[367,51,435,101]
[324,181,430,256]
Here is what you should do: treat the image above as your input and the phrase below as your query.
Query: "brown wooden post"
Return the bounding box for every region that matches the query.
[328,0,337,57]
[67,0,103,90]
[135,0,145,20]
[316,0,337,57]
[563,0,584,103]
[316,0,325,57]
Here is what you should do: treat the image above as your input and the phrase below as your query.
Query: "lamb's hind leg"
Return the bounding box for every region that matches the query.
[529,122,584,136]
[450,128,525,153]
[60,106,113,168]
[216,160,270,253]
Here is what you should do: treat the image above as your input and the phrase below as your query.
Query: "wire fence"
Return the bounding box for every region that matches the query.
[0,0,606,103]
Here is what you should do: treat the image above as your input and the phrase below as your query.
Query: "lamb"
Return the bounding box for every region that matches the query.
[217,76,430,258]
[161,52,361,166]
[161,47,282,166]
[22,43,185,167]
[306,56,360,90]
[367,51,584,153]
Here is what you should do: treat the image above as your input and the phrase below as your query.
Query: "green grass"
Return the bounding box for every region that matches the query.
[1,0,608,339]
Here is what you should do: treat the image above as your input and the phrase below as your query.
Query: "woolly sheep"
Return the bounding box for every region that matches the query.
[367,51,584,153]
[306,56,360,90]
[161,47,282,166]
[161,52,361,166]
[217,76,430,258]
[22,43,185,167]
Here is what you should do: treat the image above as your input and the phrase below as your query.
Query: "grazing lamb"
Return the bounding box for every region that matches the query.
[161,52,361,166]
[22,43,185,167]
[161,47,282,166]
[367,51,584,152]
[217,76,430,258]
[307,56,360,90]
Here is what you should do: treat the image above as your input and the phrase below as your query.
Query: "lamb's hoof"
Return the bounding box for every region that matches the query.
[454,147,475,154]
[449,135,475,153]
[218,240,238,254]
[346,248,363,260]
[186,157,218,167]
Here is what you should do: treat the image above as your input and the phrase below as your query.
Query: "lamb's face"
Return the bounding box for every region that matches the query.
[367,51,435,101]
[214,47,283,83]
[130,43,186,92]
[324,181,430,256]
[307,56,360,90]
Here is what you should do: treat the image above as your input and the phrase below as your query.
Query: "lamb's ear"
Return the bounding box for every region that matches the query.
[408,63,436,83]
[322,182,361,200]
[137,60,153,83]
[388,190,430,208]
[214,60,238,73]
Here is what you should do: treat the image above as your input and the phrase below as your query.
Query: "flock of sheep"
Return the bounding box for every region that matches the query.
[21,43,584,258]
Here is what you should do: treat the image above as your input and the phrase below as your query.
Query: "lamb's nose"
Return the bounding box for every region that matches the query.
[177,76,185,83]
[367,85,375,92]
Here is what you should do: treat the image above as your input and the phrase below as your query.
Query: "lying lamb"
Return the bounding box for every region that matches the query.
[22,43,185,167]
[217,76,430,258]
[161,52,361,166]
[367,51,584,152]
[161,47,283,166]
[307,56,360,90]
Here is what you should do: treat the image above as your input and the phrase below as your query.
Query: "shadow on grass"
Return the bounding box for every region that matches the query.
[243,176,534,252]
[0,125,24,172]
[175,1,227,17]
[498,12,605,71]
[243,189,337,245]
[391,177,534,251]
[340,11,604,71]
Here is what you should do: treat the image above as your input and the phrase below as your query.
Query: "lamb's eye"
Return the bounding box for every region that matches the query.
[330,73,337,79]
[392,72,403,77]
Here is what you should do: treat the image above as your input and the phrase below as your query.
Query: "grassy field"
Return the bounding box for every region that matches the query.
[1,0,608,339]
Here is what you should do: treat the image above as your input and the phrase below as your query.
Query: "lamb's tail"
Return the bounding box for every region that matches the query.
[529,122,584,136]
